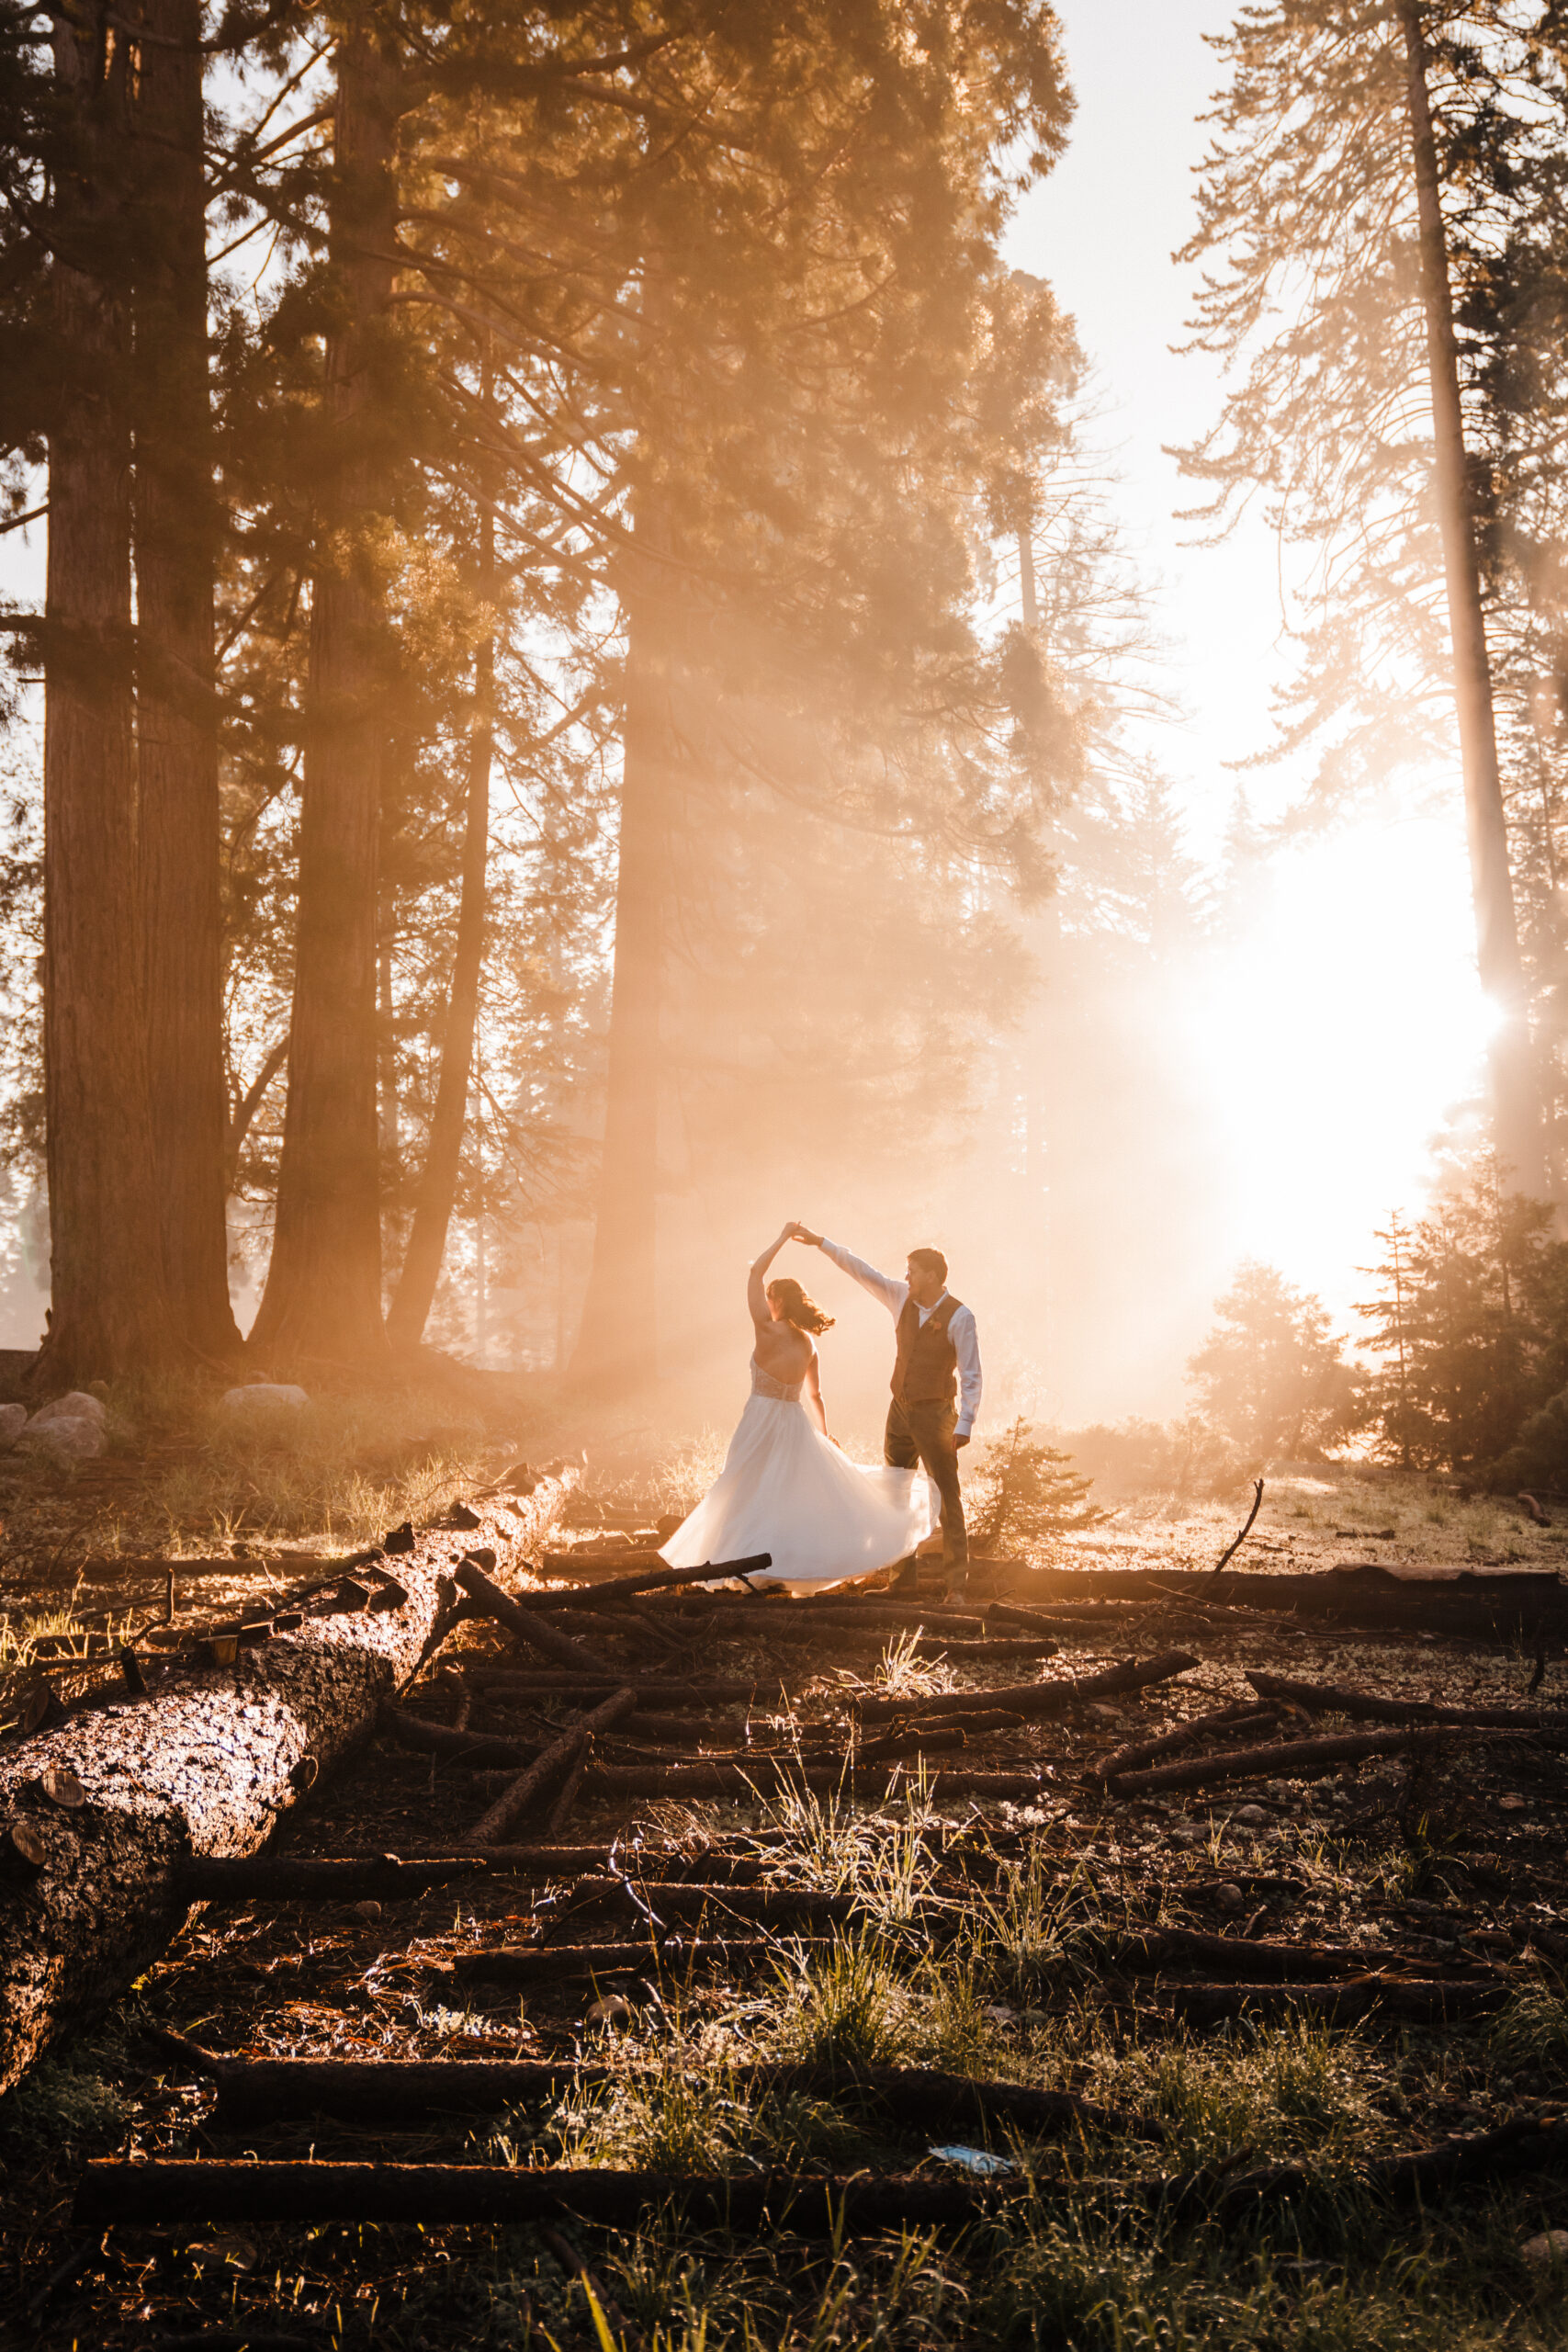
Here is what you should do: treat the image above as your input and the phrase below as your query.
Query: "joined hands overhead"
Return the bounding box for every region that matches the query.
[788,1220,824,1247]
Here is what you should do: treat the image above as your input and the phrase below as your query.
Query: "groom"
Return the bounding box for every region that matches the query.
[791,1224,981,1597]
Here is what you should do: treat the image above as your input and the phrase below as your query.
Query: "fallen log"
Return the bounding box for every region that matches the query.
[377,1704,536,1770]
[452,1560,619,1675]
[177,2046,1160,2144]
[0,1472,576,2098]
[468,1675,761,1707]
[566,1760,1047,1802]
[1211,2112,1568,2218]
[1106,1723,1534,1798]
[855,1651,1200,1726]
[560,1879,862,1928]
[437,1937,830,1988]
[532,1555,773,1604]
[1246,1669,1568,1732]
[181,1851,490,1904]
[1112,1927,1435,1980]
[469,1687,637,1844]
[1089,1702,1280,1782]
[1156,1975,1507,2026]
[73,2159,998,2233]
[989,1562,1568,1640]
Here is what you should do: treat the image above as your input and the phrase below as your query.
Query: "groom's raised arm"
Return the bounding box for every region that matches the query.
[814,1236,908,1319]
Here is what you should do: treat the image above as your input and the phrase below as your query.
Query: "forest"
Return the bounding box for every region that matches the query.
[6,4,1568,2350]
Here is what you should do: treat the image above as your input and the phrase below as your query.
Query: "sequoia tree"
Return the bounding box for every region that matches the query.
[249,14,401,1364]
[133,0,243,1359]
[37,1,175,1379]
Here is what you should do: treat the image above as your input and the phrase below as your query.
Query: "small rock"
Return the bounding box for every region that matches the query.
[221,1383,309,1411]
[0,1403,26,1450]
[205,2231,258,2271]
[983,2003,1018,2026]
[1170,1823,1207,1847]
[1233,1805,1270,1826]
[586,1994,632,2029]
[1084,1704,1122,1724]
[1496,1794,1528,1813]
[350,1900,383,1924]
[1214,1882,1247,1913]
[1522,2230,1568,2270]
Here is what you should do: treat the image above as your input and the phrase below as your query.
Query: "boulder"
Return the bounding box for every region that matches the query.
[29,1389,107,1430]
[17,1406,106,1464]
[221,1384,310,1412]
[0,1402,26,1450]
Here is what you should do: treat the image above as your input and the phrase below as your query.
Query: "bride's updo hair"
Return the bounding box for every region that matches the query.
[766,1277,834,1336]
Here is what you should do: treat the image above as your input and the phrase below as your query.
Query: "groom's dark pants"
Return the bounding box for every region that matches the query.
[885,1396,967,1566]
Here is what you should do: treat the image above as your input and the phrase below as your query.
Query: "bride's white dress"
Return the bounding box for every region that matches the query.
[660,1356,939,1591]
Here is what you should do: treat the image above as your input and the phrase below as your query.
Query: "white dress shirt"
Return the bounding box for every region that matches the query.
[818,1238,983,1437]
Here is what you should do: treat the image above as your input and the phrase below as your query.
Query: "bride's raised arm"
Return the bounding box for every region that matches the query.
[747,1223,795,1330]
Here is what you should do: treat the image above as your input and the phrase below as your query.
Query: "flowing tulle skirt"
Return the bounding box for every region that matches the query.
[660,1396,939,1591]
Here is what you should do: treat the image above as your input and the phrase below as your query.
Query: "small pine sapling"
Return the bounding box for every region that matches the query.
[970,1417,1107,1553]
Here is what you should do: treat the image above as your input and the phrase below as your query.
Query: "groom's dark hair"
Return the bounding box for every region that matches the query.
[908,1247,947,1283]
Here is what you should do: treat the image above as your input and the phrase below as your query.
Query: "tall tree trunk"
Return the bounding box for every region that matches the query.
[386,512,492,1351]
[570,532,676,1394]
[1397,0,1547,1195]
[250,22,399,1364]
[37,3,175,1383]
[132,0,241,1359]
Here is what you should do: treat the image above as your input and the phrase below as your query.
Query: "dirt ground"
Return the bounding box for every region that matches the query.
[3,1411,1568,2351]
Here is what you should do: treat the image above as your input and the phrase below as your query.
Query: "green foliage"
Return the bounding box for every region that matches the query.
[968,1416,1107,1548]
[1187,1261,1366,1458]
[1358,1154,1568,1469]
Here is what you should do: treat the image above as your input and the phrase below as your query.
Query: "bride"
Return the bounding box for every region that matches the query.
[659,1223,939,1591]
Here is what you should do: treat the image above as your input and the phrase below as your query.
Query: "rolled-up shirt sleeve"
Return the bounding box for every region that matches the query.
[951,1306,983,1437]
[818,1238,908,1318]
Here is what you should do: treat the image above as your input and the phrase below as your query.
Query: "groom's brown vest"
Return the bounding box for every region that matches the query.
[892,1292,963,1409]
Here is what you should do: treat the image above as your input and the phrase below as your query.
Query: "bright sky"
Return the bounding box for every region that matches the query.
[1006,0,1491,1347]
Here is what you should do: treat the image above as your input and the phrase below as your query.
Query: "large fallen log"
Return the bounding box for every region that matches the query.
[1210,2112,1568,2218]
[1154,1975,1507,2026]
[0,1469,575,2097]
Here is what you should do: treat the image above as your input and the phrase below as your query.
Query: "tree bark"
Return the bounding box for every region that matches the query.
[250,25,400,1363]
[0,1471,574,2098]
[1396,1,1546,1193]
[38,3,176,1384]
[386,517,493,1347]
[570,523,679,1393]
[130,0,240,1360]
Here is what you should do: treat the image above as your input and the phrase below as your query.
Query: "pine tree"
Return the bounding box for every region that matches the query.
[1179,0,1548,1192]
[1188,1261,1365,1457]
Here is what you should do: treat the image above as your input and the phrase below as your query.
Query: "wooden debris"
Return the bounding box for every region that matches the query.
[855,1650,1200,1725]
[1105,1722,1536,1797]
[74,2159,1000,2233]
[376,1702,536,1769]
[534,1555,773,1605]
[437,1937,831,1988]
[1156,1975,1507,2026]
[1090,1701,1280,1781]
[452,1558,619,1676]
[1112,1926,1441,1980]
[179,1852,490,1904]
[468,1686,637,1845]
[1210,2112,1568,2217]
[1247,1669,1568,1731]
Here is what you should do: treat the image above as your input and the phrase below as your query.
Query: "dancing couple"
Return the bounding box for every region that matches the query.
[660,1221,982,1597]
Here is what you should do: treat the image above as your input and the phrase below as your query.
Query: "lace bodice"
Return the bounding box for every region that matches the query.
[750,1353,805,1403]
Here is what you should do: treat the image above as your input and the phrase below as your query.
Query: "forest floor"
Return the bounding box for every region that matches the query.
[2,1392,1568,2351]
